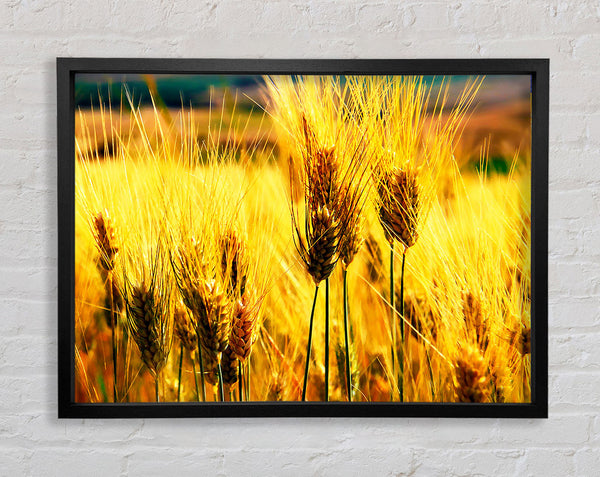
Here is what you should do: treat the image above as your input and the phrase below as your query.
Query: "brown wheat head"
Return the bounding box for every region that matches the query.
[305,205,341,284]
[377,167,420,248]
[462,291,488,351]
[171,245,231,364]
[220,230,248,298]
[174,305,198,353]
[229,289,260,362]
[93,211,119,272]
[125,281,172,377]
[340,214,364,270]
[452,344,491,403]
[509,323,531,356]
[193,279,231,366]
[220,345,240,390]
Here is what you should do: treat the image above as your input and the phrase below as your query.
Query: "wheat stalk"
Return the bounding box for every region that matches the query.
[350,75,481,401]
[290,118,343,402]
[376,167,421,400]
[341,269,352,401]
[294,118,365,401]
[92,211,120,402]
[339,190,366,403]
[301,285,320,401]
[171,241,231,401]
[194,279,231,401]
[266,76,374,402]
[174,305,199,401]
[335,332,359,401]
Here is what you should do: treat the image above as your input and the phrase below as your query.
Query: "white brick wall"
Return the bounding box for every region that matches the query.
[0,0,598,475]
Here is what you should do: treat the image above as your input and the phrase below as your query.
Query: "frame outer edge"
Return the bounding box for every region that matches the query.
[57,58,549,419]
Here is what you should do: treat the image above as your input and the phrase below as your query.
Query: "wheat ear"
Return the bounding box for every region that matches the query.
[194,280,231,401]
[453,344,491,403]
[220,231,248,297]
[229,287,261,359]
[220,345,240,396]
[172,245,231,401]
[125,282,171,402]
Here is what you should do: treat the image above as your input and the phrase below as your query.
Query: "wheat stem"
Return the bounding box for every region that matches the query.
[302,285,319,401]
[217,362,225,402]
[108,274,118,403]
[192,355,201,402]
[325,278,330,402]
[197,348,206,401]
[389,242,396,400]
[155,373,160,403]
[246,356,251,401]
[177,343,184,401]
[399,249,406,402]
[425,346,435,400]
[122,324,129,402]
[238,362,243,401]
[343,270,352,402]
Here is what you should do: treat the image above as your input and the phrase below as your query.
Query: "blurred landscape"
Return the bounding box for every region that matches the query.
[76,74,531,171]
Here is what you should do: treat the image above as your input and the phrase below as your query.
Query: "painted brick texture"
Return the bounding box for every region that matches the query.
[0,0,598,475]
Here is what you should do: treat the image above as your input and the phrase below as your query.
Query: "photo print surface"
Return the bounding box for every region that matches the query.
[73,73,532,404]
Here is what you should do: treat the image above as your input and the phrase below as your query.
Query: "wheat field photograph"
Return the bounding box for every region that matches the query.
[73,72,532,404]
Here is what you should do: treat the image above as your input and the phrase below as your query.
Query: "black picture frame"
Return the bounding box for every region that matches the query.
[57,58,548,419]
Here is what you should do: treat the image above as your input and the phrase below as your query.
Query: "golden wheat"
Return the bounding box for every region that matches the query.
[73,75,531,405]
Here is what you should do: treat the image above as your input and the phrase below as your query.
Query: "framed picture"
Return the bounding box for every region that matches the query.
[57,58,548,418]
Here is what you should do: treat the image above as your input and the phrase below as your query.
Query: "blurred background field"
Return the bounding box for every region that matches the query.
[75,73,531,170]
[74,74,531,404]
